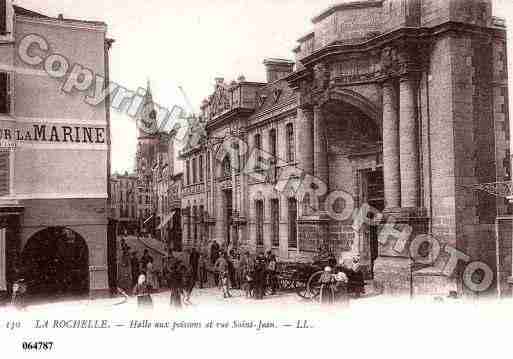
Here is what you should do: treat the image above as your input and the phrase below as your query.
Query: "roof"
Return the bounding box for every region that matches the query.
[249,78,297,119]
[14,5,106,26]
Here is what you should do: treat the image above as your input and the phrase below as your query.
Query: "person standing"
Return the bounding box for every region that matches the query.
[220,270,232,298]
[319,266,335,305]
[189,247,200,286]
[182,264,195,305]
[267,254,277,294]
[141,249,152,273]
[215,252,228,289]
[198,253,208,289]
[167,263,183,309]
[146,258,158,292]
[232,253,241,289]
[133,274,153,309]
[130,251,140,287]
[254,253,266,300]
[210,240,220,265]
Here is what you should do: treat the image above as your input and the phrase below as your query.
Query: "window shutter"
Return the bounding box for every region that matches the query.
[0,151,10,196]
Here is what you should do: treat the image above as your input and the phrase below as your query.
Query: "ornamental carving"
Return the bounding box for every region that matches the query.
[210,83,232,118]
[313,62,331,91]
[380,42,421,76]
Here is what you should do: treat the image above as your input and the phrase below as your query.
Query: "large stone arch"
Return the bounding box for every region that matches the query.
[318,87,382,132]
[20,226,90,299]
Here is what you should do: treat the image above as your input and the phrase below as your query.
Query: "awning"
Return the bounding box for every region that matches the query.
[143,215,154,226]
[157,211,176,230]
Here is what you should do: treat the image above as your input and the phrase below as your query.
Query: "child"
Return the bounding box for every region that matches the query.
[243,271,254,298]
[220,270,232,298]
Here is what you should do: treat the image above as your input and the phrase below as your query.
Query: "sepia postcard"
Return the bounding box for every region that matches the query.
[0,0,513,357]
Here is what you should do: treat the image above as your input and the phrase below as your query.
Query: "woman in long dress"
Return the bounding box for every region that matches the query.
[319,266,335,304]
[146,259,158,292]
[133,274,153,309]
[168,264,183,309]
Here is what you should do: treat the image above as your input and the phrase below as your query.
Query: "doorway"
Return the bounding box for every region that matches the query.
[21,227,89,300]
[360,168,384,278]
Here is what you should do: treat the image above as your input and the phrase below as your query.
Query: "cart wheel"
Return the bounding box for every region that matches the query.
[306,270,324,299]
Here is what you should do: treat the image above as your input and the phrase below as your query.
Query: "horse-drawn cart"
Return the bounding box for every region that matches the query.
[276,258,365,300]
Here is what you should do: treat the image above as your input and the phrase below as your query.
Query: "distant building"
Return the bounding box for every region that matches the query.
[135,82,180,246]
[109,172,139,234]
[0,1,112,299]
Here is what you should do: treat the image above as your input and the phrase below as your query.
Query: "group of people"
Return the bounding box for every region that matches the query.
[119,239,161,293]
[132,248,204,309]
[209,240,278,300]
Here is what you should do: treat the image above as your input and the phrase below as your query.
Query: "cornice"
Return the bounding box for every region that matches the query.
[312,1,383,24]
[16,15,107,33]
[297,22,499,69]
[205,107,254,132]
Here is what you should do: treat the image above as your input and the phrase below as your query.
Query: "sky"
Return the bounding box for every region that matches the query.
[12,0,513,174]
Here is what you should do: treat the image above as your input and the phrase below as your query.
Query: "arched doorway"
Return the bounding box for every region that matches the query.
[21,227,89,300]
[321,96,383,278]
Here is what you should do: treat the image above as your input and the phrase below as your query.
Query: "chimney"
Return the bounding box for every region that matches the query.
[263,58,294,83]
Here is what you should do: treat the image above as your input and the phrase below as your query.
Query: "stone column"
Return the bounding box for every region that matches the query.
[297,107,314,175]
[399,75,420,208]
[382,80,401,209]
[313,105,329,187]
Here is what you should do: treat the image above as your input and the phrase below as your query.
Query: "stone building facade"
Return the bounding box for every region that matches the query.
[109,172,148,234]
[180,0,510,297]
[0,1,112,298]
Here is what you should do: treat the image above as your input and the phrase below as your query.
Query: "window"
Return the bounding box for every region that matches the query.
[187,207,192,241]
[186,160,190,185]
[288,198,298,249]
[254,133,262,170]
[271,199,280,248]
[192,158,197,184]
[256,200,264,247]
[199,155,204,182]
[222,155,231,178]
[193,206,197,244]
[199,205,204,242]
[269,129,277,160]
[0,2,6,34]
[286,123,295,163]
[206,152,210,181]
